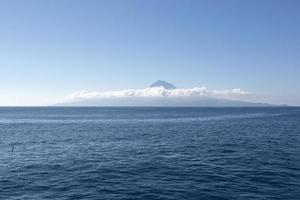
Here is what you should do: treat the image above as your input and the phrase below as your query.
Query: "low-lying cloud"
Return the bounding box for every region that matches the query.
[64,86,250,103]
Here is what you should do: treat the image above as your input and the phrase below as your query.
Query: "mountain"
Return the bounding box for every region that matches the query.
[59,96,273,107]
[150,80,176,89]
[57,81,277,107]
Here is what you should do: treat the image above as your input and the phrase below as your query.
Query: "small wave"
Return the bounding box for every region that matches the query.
[0,112,285,124]
[135,113,284,123]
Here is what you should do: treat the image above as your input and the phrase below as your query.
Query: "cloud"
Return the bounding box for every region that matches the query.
[64,86,250,103]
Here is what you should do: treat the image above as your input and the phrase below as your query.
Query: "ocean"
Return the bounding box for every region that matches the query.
[0,107,299,199]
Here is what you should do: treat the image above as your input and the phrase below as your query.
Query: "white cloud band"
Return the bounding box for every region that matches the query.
[64,86,250,103]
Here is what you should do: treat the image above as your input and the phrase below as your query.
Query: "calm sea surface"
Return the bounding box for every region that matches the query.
[0,107,300,199]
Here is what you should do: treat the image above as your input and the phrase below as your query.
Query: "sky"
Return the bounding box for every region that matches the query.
[0,0,299,106]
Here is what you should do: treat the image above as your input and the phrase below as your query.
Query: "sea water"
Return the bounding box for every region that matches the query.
[0,107,300,199]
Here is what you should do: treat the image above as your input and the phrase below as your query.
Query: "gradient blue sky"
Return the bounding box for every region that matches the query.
[0,0,299,106]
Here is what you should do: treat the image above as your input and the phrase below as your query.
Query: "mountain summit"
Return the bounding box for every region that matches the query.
[150,80,176,89]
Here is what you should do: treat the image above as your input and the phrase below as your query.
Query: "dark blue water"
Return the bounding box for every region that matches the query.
[0,107,300,199]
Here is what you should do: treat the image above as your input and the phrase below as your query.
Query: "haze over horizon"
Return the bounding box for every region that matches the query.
[0,0,299,106]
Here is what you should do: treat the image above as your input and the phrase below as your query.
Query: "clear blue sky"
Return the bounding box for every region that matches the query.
[0,0,299,105]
